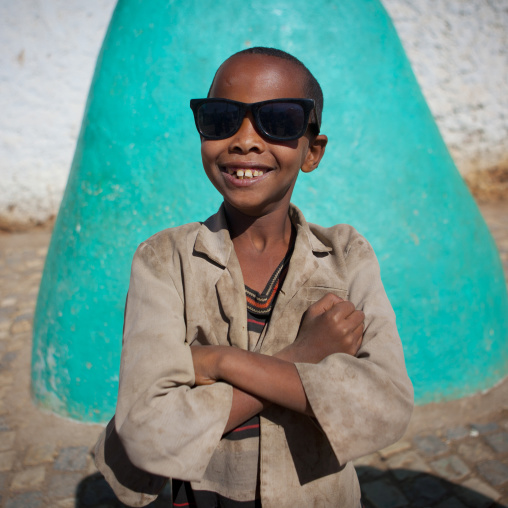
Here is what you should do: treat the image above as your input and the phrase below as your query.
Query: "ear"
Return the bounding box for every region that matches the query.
[301,134,328,173]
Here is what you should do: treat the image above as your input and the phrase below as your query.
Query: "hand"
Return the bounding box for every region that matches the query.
[280,293,364,364]
[190,345,223,386]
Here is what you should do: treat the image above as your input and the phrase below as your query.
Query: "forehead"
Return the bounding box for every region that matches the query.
[209,54,307,102]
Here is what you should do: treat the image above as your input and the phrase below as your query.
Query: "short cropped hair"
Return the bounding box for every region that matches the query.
[209,47,323,134]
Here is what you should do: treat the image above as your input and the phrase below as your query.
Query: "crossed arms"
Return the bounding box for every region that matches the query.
[191,293,365,432]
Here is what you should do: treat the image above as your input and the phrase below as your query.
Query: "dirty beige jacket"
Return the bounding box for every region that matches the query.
[95,204,414,507]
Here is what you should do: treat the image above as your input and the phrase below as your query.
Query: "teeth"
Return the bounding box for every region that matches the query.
[228,168,265,179]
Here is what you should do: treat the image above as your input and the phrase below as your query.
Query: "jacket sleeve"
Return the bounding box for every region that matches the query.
[294,230,414,465]
[108,241,233,481]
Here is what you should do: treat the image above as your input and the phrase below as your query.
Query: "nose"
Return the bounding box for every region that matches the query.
[228,113,265,154]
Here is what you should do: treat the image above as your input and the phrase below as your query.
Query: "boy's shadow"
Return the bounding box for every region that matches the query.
[74,468,505,507]
[75,472,171,507]
[356,466,505,508]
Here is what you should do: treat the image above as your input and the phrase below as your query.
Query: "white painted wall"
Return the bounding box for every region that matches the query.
[1,0,506,229]
[0,0,117,230]
[382,0,508,177]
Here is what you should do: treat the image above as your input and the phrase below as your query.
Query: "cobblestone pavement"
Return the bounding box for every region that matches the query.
[0,201,507,508]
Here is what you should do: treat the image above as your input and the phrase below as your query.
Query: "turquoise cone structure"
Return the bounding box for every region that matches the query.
[32,0,508,422]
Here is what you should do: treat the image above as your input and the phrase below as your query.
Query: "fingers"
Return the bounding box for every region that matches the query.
[350,320,365,352]
[305,294,364,337]
[307,292,344,316]
[324,301,364,349]
[324,299,363,324]
[343,307,365,330]
[328,312,364,357]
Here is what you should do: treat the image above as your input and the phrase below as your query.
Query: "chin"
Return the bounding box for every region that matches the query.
[225,198,285,219]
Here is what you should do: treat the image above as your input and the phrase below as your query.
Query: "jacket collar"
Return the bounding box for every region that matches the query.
[193,204,233,267]
[288,205,332,254]
[194,203,331,266]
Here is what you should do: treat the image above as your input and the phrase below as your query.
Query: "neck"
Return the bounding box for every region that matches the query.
[223,201,293,253]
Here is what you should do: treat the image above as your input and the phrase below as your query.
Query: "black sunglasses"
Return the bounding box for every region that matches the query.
[189,98,318,141]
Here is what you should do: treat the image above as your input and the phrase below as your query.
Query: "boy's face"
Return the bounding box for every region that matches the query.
[200,53,327,217]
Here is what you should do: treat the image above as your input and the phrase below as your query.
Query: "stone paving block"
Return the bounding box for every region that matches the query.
[400,475,447,507]
[413,434,448,456]
[386,450,431,481]
[0,371,14,387]
[0,431,16,451]
[0,450,16,471]
[10,314,32,334]
[484,431,508,454]
[361,479,409,508]
[354,453,380,467]
[48,472,83,498]
[14,308,33,319]
[476,459,508,486]
[0,309,13,323]
[5,491,43,508]
[0,298,17,307]
[55,499,75,508]
[458,477,501,507]
[434,497,468,508]
[430,454,471,481]
[457,439,495,463]
[0,415,10,431]
[54,446,89,471]
[470,422,499,435]
[24,443,57,466]
[378,440,411,459]
[6,338,25,353]
[0,302,16,311]
[445,426,470,441]
[10,465,46,490]
[0,350,17,365]
[25,259,43,269]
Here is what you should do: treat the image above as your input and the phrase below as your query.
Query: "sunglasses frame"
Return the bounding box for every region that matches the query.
[190,98,318,141]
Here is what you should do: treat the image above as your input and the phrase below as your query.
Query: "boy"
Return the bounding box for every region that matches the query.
[95,47,413,507]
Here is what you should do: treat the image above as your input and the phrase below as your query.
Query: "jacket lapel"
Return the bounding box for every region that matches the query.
[215,259,249,350]
[193,206,249,350]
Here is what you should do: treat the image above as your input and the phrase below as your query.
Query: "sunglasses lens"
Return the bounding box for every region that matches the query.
[258,102,306,139]
[197,102,240,139]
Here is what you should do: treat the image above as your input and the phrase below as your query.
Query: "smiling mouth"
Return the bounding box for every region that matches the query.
[225,168,267,179]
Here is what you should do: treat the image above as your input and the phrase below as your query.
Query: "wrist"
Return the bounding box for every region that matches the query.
[275,344,299,363]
